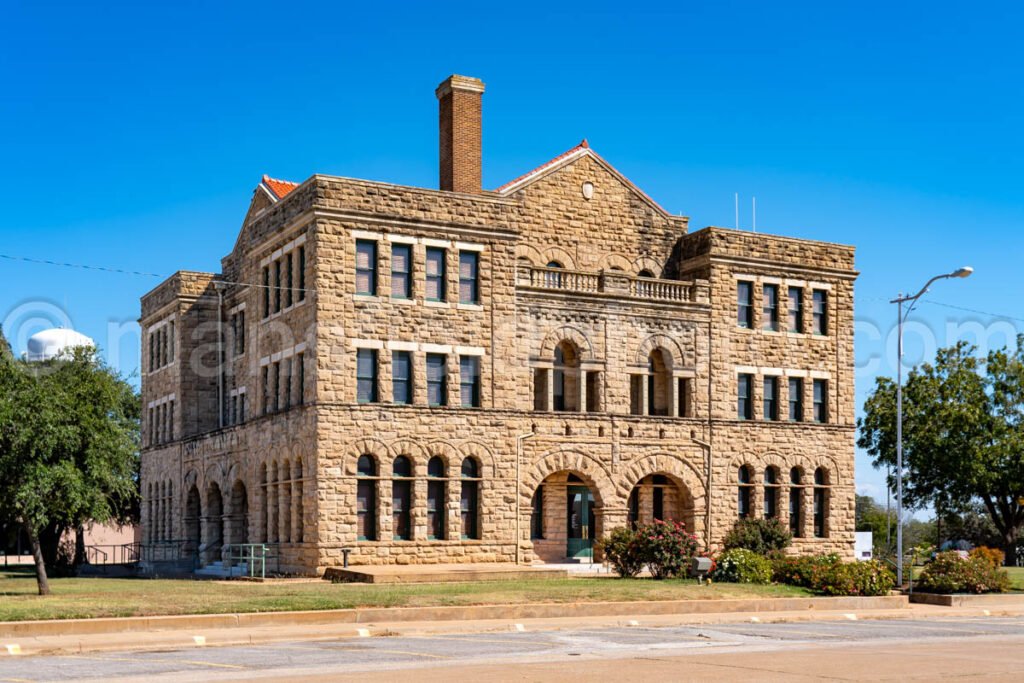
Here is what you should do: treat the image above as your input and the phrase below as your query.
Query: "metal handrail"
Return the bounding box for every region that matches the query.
[221,543,280,579]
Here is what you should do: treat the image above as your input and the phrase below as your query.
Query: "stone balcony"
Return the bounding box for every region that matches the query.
[516,265,710,305]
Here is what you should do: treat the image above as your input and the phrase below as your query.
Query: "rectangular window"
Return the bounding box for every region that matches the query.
[763,376,778,420]
[630,375,643,415]
[762,284,778,331]
[426,353,447,407]
[459,355,481,408]
[232,311,245,356]
[285,252,294,308]
[271,362,281,412]
[391,243,412,299]
[297,246,306,301]
[737,373,753,420]
[788,378,803,422]
[813,379,828,423]
[356,479,376,541]
[355,240,377,296]
[282,360,292,410]
[239,393,246,422]
[814,488,827,537]
[148,333,155,372]
[356,349,378,403]
[458,251,479,304]
[737,281,754,328]
[148,407,154,445]
[427,479,445,540]
[531,486,544,539]
[167,400,174,440]
[295,353,304,405]
[392,351,412,405]
[586,371,600,412]
[788,287,803,333]
[678,377,691,417]
[425,247,446,302]
[168,322,175,362]
[812,289,828,335]
[262,366,270,415]
[273,260,282,313]
[262,266,270,318]
[790,488,803,537]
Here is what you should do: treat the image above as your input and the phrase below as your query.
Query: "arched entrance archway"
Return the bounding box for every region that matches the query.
[203,482,224,565]
[530,470,603,562]
[626,473,695,532]
[184,485,201,553]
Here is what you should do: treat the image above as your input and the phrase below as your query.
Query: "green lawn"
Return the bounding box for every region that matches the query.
[0,567,809,622]
[1008,567,1024,591]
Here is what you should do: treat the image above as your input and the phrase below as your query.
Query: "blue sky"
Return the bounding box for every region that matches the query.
[2,1,1022,503]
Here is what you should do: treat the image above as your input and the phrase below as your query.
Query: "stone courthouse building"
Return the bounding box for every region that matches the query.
[139,75,858,574]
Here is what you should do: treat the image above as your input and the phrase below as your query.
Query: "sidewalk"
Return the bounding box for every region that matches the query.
[3,597,1024,658]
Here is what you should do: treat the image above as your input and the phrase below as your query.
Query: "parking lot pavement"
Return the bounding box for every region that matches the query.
[2,617,1024,682]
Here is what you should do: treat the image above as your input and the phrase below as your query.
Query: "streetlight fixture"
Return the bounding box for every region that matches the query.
[891,266,973,586]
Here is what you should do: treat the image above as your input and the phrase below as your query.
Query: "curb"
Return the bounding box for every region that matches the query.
[0,595,907,639]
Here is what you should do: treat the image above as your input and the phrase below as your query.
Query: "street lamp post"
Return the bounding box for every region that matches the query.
[891,266,973,586]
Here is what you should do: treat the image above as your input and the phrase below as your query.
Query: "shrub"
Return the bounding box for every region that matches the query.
[599,526,645,578]
[723,517,792,556]
[712,548,773,584]
[811,560,895,596]
[917,551,1011,594]
[772,553,840,588]
[635,520,700,579]
[969,546,1005,569]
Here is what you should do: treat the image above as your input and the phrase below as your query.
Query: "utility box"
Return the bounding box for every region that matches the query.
[855,531,873,561]
[690,556,713,579]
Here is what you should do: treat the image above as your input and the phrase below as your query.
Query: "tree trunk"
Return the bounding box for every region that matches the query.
[74,526,86,568]
[23,521,50,596]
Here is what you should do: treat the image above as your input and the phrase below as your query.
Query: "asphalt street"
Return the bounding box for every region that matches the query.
[3,616,1024,682]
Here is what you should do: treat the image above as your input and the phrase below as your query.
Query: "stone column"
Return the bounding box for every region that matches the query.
[640,374,649,415]
[578,369,587,413]
[668,374,678,417]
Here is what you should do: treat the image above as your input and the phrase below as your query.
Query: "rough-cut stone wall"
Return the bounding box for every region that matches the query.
[140,144,858,574]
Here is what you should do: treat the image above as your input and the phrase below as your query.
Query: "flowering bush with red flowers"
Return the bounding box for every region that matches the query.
[918,551,1011,594]
[635,520,700,579]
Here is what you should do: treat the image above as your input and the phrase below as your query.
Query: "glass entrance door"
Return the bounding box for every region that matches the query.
[566,486,595,559]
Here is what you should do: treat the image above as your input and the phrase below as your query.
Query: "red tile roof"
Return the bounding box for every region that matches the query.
[262,175,300,200]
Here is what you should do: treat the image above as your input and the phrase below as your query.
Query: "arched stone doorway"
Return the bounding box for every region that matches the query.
[626,473,695,532]
[530,471,604,562]
[203,482,224,565]
[228,480,249,547]
[184,485,202,553]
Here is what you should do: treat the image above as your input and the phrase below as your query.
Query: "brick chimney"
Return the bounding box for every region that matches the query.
[436,75,485,194]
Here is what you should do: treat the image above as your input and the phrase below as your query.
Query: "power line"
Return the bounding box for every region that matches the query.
[0,253,162,278]
[919,298,1024,325]
[0,253,311,293]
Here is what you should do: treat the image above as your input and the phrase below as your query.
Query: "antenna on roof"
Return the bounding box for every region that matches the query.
[752,197,757,233]
[734,193,739,230]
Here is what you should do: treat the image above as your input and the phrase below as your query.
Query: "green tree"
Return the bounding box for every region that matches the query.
[0,334,139,595]
[858,338,1024,562]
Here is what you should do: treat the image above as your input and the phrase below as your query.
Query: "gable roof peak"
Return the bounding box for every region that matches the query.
[260,174,300,201]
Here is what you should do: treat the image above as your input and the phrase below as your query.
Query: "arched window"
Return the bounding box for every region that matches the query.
[280,459,291,543]
[427,456,447,540]
[293,459,304,544]
[553,342,579,412]
[267,462,279,543]
[544,261,564,288]
[258,463,268,542]
[460,457,481,539]
[647,349,671,416]
[392,456,413,541]
[546,261,563,268]
[813,467,828,538]
[763,467,780,519]
[356,455,377,541]
[638,269,655,278]
[738,465,753,519]
[789,467,803,537]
